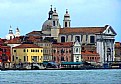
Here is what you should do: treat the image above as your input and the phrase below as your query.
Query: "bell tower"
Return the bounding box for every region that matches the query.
[51,8,60,39]
[52,8,59,28]
[63,9,71,28]
[15,27,20,37]
[48,5,53,20]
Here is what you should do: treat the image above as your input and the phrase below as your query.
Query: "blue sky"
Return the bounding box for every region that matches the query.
[0,0,121,41]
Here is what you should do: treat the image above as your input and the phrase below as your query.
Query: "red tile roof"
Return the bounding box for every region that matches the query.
[27,36,42,42]
[60,27,106,34]
[26,31,42,36]
[52,42,73,48]
[13,44,42,48]
[5,37,23,44]
[81,50,100,56]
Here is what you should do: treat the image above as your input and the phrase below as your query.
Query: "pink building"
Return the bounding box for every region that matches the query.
[52,42,73,64]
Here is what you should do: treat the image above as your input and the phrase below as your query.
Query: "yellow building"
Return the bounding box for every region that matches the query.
[12,44,43,64]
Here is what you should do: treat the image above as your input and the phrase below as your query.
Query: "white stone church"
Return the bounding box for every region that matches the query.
[41,6,117,64]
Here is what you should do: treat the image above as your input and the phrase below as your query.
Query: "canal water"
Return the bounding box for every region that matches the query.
[0,69,121,84]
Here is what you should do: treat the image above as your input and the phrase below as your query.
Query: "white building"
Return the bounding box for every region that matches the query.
[73,40,82,62]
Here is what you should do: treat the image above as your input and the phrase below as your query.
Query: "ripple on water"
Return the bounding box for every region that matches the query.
[0,69,121,84]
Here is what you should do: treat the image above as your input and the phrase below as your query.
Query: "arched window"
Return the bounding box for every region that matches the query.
[53,21,55,26]
[66,56,68,62]
[69,22,70,27]
[76,48,78,52]
[54,56,56,61]
[65,22,67,27]
[61,36,65,42]
[10,36,12,40]
[61,56,64,61]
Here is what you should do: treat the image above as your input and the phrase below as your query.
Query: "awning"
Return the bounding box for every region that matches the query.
[61,62,83,65]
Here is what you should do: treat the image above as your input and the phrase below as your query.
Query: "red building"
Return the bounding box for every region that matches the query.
[81,50,100,63]
[0,46,11,63]
[0,38,7,46]
[52,42,73,63]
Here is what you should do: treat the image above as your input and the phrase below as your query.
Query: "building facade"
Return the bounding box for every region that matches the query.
[73,40,82,62]
[35,42,52,62]
[0,46,11,63]
[115,42,121,61]
[52,42,73,63]
[81,50,100,63]
[12,44,43,64]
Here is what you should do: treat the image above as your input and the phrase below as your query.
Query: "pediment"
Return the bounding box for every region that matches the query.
[103,25,117,35]
[73,40,81,47]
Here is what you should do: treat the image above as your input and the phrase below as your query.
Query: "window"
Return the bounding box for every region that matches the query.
[33,50,35,52]
[75,36,80,42]
[27,49,28,52]
[53,50,56,53]
[23,49,26,52]
[53,21,55,26]
[108,29,110,33]
[12,55,14,61]
[27,56,28,61]
[66,51,68,53]
[4,49,6,52]
[76,56,79,60]
[69,50,71,53]
[82,47,84,50]
[66,56,68,61]
[16,56,18,60]
[10,36,12,40]
[90,36,95,43]
[61,36,65,42]
[57,21,58,26]
[14,50,16,52]
[76,48,78,52]
[61,56,64,61]
[65,22,67,27]
[41,50,43,52]
[38,56,39,61]
[61,49,65,53]
[0,48,2,51]
[54,56,56,61]
[24,56,26,62]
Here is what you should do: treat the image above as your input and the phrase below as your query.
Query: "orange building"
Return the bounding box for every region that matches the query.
[52,42,73,63]
[81,50,100,63]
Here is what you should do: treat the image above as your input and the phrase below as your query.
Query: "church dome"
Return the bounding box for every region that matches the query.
[42,20,52,31]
